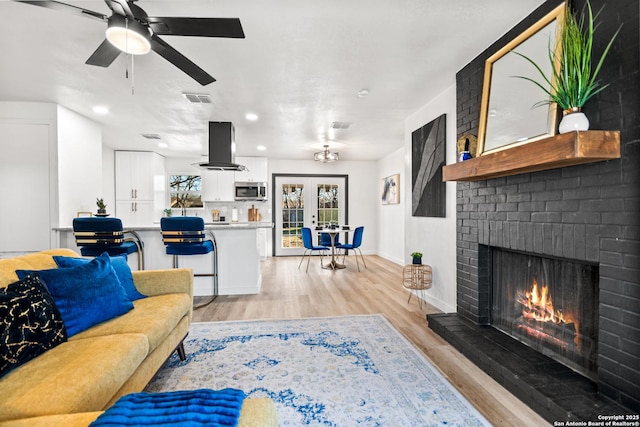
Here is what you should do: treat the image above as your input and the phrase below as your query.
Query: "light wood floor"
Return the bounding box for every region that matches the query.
[193,255,549,426]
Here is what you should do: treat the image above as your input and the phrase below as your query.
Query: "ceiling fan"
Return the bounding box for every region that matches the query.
[15,0,245,85]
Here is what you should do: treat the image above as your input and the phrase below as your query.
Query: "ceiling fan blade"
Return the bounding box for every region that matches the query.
[14,0,107,21]
[103,0,135,18]
[86,39,122,67]
[150,35,215,86]
[147,17,245,38]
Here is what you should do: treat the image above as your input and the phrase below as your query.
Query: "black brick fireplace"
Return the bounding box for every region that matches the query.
[428,0,639,422]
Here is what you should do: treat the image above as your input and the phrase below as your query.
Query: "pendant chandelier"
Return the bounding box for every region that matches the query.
[314,145,339,163]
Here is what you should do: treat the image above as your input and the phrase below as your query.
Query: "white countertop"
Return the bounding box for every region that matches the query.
[54,222,273,232]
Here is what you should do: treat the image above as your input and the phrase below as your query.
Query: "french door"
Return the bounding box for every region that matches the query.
[274,176,346,256]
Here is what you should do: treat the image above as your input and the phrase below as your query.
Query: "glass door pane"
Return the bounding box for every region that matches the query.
[281,183,304,249]
[317,184,339,228]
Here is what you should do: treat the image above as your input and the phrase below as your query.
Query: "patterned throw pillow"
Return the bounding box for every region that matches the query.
[0,275,67,378]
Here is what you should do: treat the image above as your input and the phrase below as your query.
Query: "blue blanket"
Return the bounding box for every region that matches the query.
[89,388,246,427]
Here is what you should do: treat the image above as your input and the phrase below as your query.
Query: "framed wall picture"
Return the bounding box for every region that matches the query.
[412,114,446,217]
[381,174,400,204]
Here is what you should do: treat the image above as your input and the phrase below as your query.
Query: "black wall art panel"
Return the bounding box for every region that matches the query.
[411,114,446,217]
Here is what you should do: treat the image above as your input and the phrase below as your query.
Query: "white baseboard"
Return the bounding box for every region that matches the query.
[376,252,403,266]
[424,293,456,313]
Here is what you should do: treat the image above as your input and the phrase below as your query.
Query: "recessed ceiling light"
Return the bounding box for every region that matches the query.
[93,106,109,115]
[257,145,266,151]
[245,113,258,121]
[158,142,168,148]
[357,89,370,98]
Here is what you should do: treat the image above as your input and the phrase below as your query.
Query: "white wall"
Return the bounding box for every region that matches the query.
[102,145,115,215]
[268,159,379,255]
[57,106,102,227]
[377,147,405,264]
[404,84,458,312]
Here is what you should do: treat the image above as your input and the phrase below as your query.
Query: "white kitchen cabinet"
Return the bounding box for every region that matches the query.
[115,200,155,227]
[115,151,163,200]
[115,151,165,226]
[202,170,235,201]
[235,157,268,183]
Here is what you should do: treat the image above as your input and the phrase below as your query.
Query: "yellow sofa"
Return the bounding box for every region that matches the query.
[0,249,277,427]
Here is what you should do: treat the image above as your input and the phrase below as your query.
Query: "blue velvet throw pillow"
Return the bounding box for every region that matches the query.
[0,275,67,378]
[16,253,134,337]
[53,253,146,301]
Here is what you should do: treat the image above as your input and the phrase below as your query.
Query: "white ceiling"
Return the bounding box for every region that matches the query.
[0,0,545,161]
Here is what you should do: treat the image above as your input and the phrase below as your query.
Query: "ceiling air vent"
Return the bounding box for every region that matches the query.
[330,121,351,130]
[141,133,161,140]
[182,92,213,104]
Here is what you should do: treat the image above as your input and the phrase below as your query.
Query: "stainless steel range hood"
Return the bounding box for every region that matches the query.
[197,122,247,171]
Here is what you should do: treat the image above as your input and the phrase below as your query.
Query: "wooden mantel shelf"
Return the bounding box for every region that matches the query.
[443,130,620,182]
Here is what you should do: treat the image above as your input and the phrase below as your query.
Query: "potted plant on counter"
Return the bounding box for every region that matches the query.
[514,0,620,133]
[96,198,107,216]
[411,252,423,265]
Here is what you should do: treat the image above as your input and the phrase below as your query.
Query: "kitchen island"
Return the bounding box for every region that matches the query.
[55,222,273,296]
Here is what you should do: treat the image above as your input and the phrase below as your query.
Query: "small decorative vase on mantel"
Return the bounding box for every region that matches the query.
[559,107,590,134]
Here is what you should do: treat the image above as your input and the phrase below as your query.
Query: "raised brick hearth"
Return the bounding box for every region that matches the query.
[428,0,639,422]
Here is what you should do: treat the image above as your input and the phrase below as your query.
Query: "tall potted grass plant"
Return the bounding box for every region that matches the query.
[514,0,620,133]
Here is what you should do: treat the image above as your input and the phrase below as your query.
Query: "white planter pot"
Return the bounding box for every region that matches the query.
[559,110,590,134]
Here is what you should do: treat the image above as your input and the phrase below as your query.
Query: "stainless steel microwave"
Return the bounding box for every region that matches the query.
[234,182,267,201]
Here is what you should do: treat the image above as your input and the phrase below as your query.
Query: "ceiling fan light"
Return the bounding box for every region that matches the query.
[314,145,339,163]
[106,15,151,55]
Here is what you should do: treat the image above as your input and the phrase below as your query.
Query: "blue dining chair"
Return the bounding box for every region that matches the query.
[161,217,218,297]
[298,227,329,273]
[320,232,340,247]
[72,217,144,269]
[336,226,366,271]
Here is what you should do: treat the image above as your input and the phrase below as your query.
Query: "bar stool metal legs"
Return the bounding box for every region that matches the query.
[124,230,145,270]
[169,231,218,299]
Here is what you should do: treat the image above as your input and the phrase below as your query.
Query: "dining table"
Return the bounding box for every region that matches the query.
[317,226,351,270]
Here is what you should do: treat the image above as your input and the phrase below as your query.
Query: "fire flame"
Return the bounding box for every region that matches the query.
[517,278,580,350]
[518,279,564,323]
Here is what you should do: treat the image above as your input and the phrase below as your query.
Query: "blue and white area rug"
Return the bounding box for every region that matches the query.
[146,314,490,426]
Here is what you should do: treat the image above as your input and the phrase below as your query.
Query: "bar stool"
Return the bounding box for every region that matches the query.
[160,217,218,297]
[72,217,144,270]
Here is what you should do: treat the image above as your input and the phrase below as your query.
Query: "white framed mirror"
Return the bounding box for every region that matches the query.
[477,3,565,155]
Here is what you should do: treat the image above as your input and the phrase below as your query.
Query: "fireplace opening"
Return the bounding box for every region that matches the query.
[490,248,599,380]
